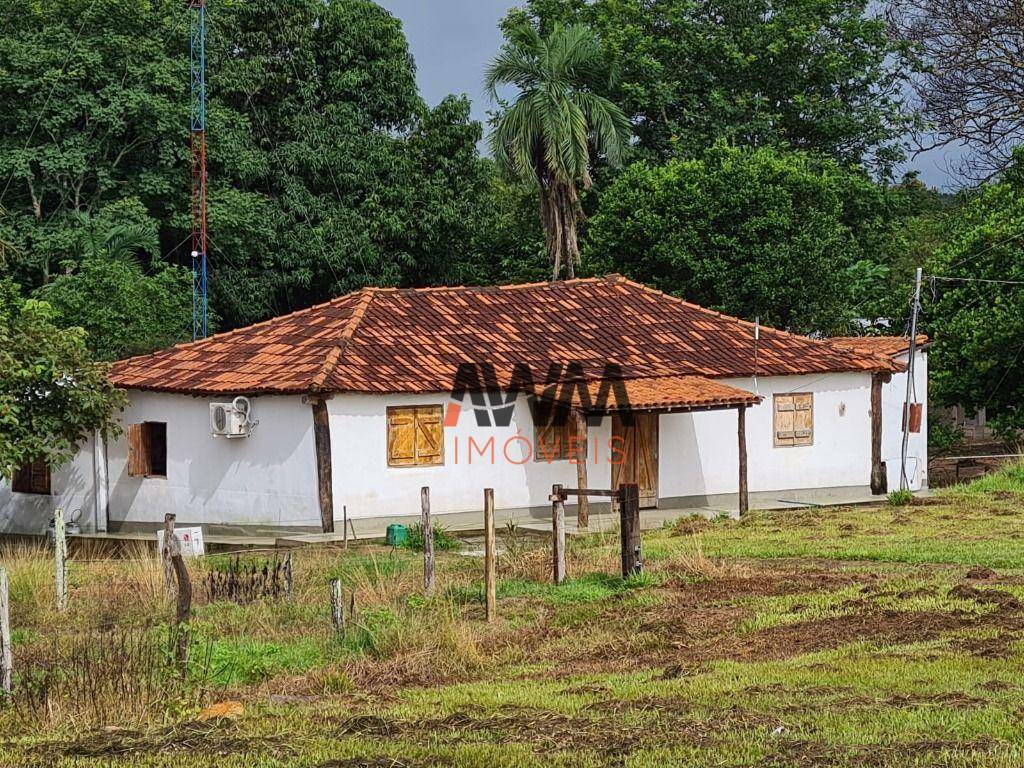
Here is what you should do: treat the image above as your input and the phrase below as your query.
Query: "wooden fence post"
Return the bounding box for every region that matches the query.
[484,488,496,623]
[618,483,642,578]
[421,487,435,596]
[54,507,68,612]
[0,567,11,695]
[162,514,192,665]
[330,578,344,635]
[551,484,566,585]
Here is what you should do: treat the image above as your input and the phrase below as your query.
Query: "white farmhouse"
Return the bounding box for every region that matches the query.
[0,276,927,536]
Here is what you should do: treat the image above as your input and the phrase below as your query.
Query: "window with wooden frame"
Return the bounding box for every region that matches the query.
[774,393,814,447]
[127,422,168,478]
[12,457,51,495]
[387,406,444,467]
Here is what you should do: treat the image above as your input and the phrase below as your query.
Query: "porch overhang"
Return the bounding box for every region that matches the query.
[534,374,761,415]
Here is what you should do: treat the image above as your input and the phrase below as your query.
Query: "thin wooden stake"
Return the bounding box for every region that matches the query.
[552,484,566,585]
[421,487,435,596]
[484,488,496,623]
[54,507,68,612]
[343,505,349,550]
[284,552,294,601]
[161,514,176,597]
[330,578,344,634]
[0,567,11,695]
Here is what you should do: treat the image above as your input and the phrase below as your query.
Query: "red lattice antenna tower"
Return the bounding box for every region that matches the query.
[189,0,208,339]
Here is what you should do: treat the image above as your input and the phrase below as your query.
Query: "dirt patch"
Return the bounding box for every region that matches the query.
[763,737,1000,767]
[670,517,712,536]
[948,584,1023,611]
[37,721,287,759]
[951,633,1019,659]
[339,703,784,756]
[965,566,998,581]
[320,760,423,768]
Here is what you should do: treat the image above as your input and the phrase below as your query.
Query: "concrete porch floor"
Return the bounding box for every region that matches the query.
[69,485,914,550]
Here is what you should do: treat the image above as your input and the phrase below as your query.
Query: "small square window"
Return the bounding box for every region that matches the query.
[128,422,167,477]
[12,457,51,495]
[774,393,813,447]
[387,406,443,467]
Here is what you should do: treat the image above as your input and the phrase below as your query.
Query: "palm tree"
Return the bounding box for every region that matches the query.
[486,24,631,280]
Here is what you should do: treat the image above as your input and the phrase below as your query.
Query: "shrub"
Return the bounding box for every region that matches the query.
[402,522,461,552]
[887,488,914,506]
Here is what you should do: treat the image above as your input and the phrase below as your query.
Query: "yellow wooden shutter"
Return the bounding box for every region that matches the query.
[387,408,417,467]
[794,393,814,445]
[774,395,796,446]
[415,406,443,466]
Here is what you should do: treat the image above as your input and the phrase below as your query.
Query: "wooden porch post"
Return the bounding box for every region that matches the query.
[573,409,589,527]
[311,396,335,533]
[738,405,748,517]
[870,373,889,495]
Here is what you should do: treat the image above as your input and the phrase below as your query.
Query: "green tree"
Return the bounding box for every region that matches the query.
[585,145,880,333]
[507,0,917,175]
[486,23,631,279]
[0,278,125,480]
[0,0,495,335]
[925,155,1024,434]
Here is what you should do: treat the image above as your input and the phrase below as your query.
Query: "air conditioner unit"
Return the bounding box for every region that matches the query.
[210,396,254,439]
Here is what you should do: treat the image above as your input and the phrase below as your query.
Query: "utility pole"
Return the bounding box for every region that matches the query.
[900,267,923,491]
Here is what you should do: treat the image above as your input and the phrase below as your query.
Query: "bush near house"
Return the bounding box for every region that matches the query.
[3,466,1024,765]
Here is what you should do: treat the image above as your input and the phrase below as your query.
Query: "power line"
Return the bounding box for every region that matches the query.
[927,274,1024,286]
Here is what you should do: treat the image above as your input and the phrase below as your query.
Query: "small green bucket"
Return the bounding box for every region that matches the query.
[385,524,409,547]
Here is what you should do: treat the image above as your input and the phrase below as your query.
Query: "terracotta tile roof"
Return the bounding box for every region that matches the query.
[829,335,929,359]
[534,374,761,413]
[110,276,901,396]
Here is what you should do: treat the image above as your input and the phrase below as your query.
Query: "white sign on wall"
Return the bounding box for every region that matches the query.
[156,527,206,558]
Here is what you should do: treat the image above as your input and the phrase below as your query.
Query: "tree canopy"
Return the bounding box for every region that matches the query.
[585,145,904,333]
[0,0,494,333]
[505,0,917,176]
[925,153,1024,433]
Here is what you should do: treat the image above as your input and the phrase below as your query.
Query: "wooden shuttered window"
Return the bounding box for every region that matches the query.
[774,393,814,447]
[533,404,577,462]
[387,406,444,467]
[127,422,168,477]
[12,457,51,495]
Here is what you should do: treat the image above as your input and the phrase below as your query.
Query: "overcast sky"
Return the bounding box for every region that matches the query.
[377,0,962,190]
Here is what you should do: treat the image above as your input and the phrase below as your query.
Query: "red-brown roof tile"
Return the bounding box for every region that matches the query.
[110,276,901,396]
[534,374,761,412]
[829,335,929,358]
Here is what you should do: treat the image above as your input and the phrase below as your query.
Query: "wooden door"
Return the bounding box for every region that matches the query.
[612,413,659,508]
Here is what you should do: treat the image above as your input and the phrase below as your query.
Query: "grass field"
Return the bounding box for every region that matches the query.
[4,464,1024,766]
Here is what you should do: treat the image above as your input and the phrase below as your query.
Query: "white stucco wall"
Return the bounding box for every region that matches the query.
[102,392,321,529]
[660,372,877,500]
[0,357,928,533]
[329,392,611,519]
[0,434,97,535]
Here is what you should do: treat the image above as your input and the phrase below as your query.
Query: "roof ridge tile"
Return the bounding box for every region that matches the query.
[310,289,376,392]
